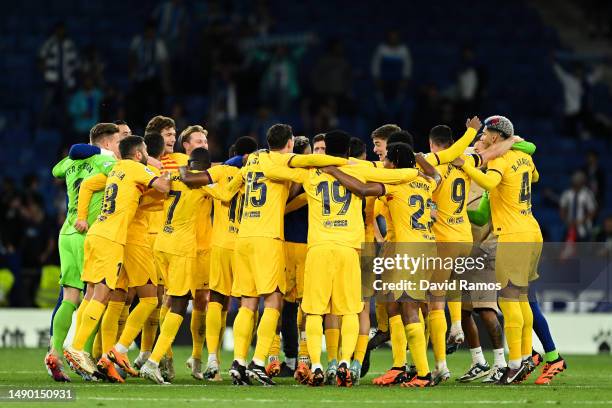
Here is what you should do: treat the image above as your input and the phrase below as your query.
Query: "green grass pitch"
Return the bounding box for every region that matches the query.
[1,347,611,407]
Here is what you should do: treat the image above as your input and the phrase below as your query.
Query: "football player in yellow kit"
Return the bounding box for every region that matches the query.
[256,130,422,387]
[74,133,167,382]
[202,136,259,380]
[456,115,542,385]
[64,136,170,379]
[139,147,216,384]
[321,140,439,388]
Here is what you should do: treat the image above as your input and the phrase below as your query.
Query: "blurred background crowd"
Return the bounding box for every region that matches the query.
[0,0,611,307]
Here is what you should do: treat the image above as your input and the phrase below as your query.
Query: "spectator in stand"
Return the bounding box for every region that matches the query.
[38,22,79,128]
[371,30,412,122]
[451,46,486,120]
[552,55,611,139]
[127,20,169,126]
[18,195,55,307]
[256,45,306,113]
[583,150,605,210]
[560,170,598,242]
[152,0,188,53]
[311,39,353,114]
[80,45,106,87]
[152,0,189,92]
[68,76,103,139]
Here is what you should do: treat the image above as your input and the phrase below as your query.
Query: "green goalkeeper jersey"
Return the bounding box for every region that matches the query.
[52,154,116,235]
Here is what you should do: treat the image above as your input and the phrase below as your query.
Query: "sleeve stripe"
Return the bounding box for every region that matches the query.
[204,169,212,184]
[147,176,159,188]
[487,169,503,177]
[433,152,440,166]
[470,153,482,167]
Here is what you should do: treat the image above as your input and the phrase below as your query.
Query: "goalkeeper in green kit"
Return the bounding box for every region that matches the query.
[45,123,122,382]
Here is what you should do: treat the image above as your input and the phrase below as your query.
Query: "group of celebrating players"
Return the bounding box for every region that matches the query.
[44,113,567,388]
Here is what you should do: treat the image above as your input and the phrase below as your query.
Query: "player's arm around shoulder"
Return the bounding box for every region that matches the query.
[131,161,170,194]
[75,173,108,232]
[454,154,504,191]
[322,166,384,197]
[259,153,308,183]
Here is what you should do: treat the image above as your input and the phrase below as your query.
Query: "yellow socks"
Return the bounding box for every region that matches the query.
[406,322,429,376]
[253,308,280,365]
[117,297,157,350]
[375,302,389,332]
[499,297,523,367]
[205,302,223,357]
[353,334,369,364]
[324,328,340,362]
[429,309,447,366]
[73,300,106,351]
[100,301,124,355]
[306,314,323,367]
[269,334,281,359]
[448,301,462,326]
[389,315,407,368]
[150,312,183,364]
[75,298,89,335]
[190,308,206,360]
[116,305,130,342]
[339,314,359,363]
[519,296,533,359]
[141,307,160,352]
[233,307,255,364]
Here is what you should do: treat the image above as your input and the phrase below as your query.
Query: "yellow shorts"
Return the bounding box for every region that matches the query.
[123,244,157,288]
[193,249,211,291]
[154,250,195,297]
[496,231,543,288]
[430,241,473,298]
[82,235,125,290]
[301,244,362,316]
[383,241,436,302]
[284,242,307,302]
[147,233,164,285]
[361,242,378,299]
[210,246,238,297]
[234,237,286,297]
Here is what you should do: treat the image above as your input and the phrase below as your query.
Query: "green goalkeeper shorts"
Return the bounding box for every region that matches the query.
[58,233,85,290]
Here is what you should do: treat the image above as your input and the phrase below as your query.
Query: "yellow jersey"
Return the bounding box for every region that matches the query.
[431,154,480,242]
[237,151,292,240]
[88,160,159,245]
[384,175,438,242]
[487,150,541,235]
[126,168,163,247]
[258,156,419,249]
[148,153,189,235]
[349,158,382,243]
[154,174,210,257]
[206,165,243,250]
